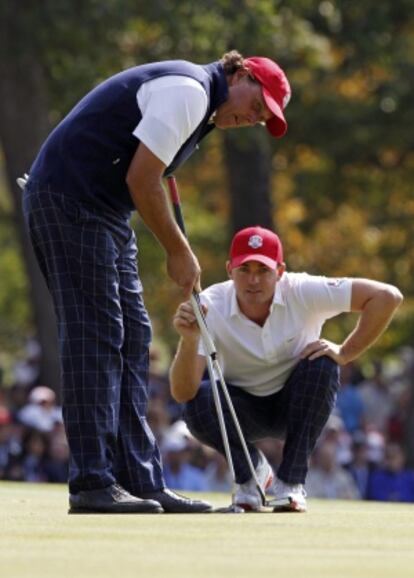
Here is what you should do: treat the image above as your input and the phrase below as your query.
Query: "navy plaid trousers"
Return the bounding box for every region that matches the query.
[184,356,340,484]
[23,184,164,494]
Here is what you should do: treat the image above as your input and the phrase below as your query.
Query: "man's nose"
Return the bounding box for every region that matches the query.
[248,273,260,284]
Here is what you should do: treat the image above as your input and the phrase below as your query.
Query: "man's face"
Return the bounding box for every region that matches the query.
[227,260,283,308]
[214,70,273,130]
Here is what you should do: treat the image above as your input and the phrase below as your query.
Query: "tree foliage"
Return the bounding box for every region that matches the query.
[0,0,413,370]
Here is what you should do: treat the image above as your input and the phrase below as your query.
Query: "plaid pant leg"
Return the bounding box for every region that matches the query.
[113,229,165,494]
[23,188,126,493]
[276,356,340,484]
[184,380,274,484]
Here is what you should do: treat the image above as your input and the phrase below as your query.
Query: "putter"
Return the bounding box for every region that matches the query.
[166,176,290,512]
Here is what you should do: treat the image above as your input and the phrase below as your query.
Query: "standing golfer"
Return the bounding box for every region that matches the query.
[22,51,290,514]
[170,226,403,512]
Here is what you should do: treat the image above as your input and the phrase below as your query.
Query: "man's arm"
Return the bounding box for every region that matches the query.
[169,301,207,402]
[126,143,200,299]
[300,279,403,364]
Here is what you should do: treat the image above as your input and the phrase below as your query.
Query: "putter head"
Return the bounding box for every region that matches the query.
[266,497,292,511]
[214,504,245,514]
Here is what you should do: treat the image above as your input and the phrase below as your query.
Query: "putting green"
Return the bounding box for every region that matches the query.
[1,481,413,578]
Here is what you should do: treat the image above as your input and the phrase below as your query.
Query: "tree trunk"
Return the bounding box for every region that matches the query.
[0,9,61,393]
[223,128,274,236]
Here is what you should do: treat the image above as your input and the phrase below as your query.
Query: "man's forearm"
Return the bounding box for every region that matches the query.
[126,142,189,256]
[169,337,203,403]
[341,287,403,362]
[130,179,189,256]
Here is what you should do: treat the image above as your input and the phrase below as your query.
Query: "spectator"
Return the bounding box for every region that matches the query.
[306,441,361,500]
[336,363,365,435]
[347,435,372,499]
[359,361,395,433]
[366,443,414,502]
[399,350,414,468]
[8,384,30,417]
[17,386,62,433]
[20,429,50,482]
[0,406,24,480]
[203,450,232,492]
[0,407,13,477]
[149,345,184,429]
[320,415,353,467]
[364,428,386,466]
[13,339,42,388]
[162,434,208,492]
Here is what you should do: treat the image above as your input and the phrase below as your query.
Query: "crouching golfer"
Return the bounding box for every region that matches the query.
[170,226,403,512]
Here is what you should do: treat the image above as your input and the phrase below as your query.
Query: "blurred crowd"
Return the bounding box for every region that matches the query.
[1,339,414,503]
[0,339,68,483]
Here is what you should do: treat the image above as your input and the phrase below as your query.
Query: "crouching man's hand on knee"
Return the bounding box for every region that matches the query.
[300,340,347,365]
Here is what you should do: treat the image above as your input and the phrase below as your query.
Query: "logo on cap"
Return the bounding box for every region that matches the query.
[248,235,263,249]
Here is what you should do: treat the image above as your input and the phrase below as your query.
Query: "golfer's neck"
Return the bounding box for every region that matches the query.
[238,301,271,327]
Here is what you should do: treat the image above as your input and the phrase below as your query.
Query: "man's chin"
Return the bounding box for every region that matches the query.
[245,293,263,302]
[214,122,234,130]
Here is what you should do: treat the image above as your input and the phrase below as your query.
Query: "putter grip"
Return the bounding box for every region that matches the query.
[167,176,187,235]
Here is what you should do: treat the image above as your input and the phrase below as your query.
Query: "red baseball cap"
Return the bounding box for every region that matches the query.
[244,57,291,138]
[229,226,284,270]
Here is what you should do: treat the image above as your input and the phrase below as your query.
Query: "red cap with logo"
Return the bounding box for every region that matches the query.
[229,226,284,270]
[244,57,291,138]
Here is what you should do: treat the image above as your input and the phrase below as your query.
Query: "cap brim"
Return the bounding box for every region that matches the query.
[230,254,278,270]
[262,88,287,138]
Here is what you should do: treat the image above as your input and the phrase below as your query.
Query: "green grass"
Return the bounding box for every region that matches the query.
[1,482,413,578]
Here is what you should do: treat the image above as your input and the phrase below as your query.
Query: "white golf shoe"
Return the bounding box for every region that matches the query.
[270,477,307,512]
[234,451,274,511]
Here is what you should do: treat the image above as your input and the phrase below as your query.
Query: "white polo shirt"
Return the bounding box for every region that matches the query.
[198,272,352,397]
[133,76,209,166]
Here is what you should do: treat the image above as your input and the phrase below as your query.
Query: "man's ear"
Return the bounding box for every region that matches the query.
[226,261,233,278]
[276,262,286,279]
[229,67,249,85]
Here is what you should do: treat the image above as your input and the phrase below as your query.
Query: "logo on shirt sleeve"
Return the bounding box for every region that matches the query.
[327,279,345,287]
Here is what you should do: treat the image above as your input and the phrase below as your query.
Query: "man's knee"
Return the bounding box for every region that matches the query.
[292,356,340,398]
[299,355,338,378]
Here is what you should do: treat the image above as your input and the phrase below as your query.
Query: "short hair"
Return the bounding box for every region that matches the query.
[220,50,245,75]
